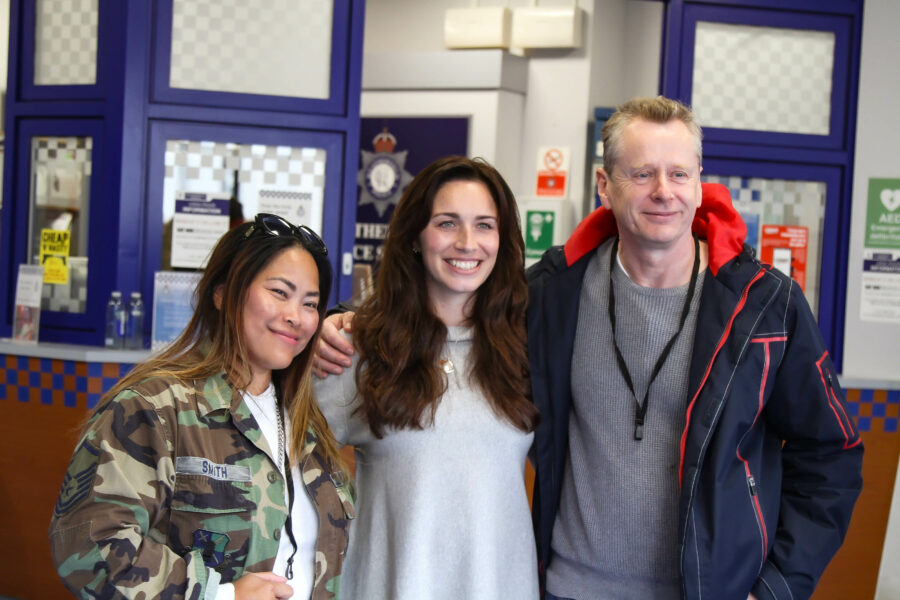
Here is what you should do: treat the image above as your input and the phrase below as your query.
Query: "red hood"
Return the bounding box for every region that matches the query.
[562,182,746,276]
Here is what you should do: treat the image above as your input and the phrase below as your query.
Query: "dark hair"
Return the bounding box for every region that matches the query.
[354,156,537,437]
[95,220,343,470]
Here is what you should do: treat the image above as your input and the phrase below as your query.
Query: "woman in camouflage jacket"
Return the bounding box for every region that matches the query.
[50,215,354,600]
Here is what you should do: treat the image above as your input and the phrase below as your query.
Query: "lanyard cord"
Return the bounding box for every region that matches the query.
[275,397,298,579]
[607,235,700,441]
[283,449,297,579]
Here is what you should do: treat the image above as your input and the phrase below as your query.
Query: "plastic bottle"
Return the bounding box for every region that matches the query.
[126,292,145,350]
[105,291,125,349]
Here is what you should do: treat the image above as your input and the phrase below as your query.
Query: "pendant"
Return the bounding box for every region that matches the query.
[440,358,455,374]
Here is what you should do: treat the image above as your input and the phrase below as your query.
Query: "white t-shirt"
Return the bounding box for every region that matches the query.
[215,383,319,599]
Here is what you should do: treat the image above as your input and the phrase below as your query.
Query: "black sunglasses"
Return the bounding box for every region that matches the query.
[244,213,327,256]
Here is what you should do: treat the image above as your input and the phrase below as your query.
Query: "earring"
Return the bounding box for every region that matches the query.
[412,246,420,255]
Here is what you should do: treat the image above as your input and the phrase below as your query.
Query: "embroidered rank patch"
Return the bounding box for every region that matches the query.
[192,529,230,567]
[175,456,251,481]
[54,439,99,517]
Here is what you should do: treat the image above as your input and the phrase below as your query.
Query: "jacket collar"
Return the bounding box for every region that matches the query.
[199,371,278,453]
[197,371,246,417]
[562,182,746,276]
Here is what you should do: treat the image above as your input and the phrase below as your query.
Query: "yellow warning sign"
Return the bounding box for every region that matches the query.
[40,229,70,284]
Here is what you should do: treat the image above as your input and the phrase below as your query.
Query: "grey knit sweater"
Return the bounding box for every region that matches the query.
[547,238,705,600]
[314,326,538,600]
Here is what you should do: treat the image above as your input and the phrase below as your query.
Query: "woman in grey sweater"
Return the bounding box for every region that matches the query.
[313,156,540,600]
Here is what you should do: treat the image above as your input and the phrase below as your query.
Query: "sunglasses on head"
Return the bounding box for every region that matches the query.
[244,213,327,256]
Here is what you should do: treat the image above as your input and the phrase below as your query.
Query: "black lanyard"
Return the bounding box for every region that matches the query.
[607,235,700,441]
[282,448,298,579]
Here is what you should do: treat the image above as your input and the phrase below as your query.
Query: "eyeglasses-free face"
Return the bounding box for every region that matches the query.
[417,180,499,327]
[240,245,322,394]
[244,213,328,257]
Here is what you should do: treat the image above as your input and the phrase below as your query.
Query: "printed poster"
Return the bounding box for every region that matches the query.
[257,189,319,231]
[860,178,900,323]
[152,271,202,350]
[865,178,900,249]
[760,225,808,291]
[13,264,44,343]
[40,229,70,284]
[171,192,230,269]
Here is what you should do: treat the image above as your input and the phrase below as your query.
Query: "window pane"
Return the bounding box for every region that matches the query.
[702,174,826,314]
[161,139,326,270]
[169,0,334,99]
[28,136,92,313]
[34,0,98,85]
[692,22,834,135]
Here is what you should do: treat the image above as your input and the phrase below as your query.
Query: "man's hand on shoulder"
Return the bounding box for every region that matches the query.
[313,311,357,378]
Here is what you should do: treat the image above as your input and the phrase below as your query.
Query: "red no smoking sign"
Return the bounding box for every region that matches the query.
[543,148,564,171]
[536,146,570,197]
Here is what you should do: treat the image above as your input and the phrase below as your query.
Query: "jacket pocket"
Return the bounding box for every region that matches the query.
[168,474,255,567]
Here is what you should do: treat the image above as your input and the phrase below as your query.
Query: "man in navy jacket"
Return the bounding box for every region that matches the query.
[529,96,863,600]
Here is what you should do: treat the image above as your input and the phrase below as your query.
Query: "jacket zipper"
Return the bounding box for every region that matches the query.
[678,265,768,596]
[735,335,780,570]
[742,464,767,569]
[679,268,766,486]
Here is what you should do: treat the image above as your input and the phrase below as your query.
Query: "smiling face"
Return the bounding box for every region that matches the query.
[239,246,321,393]
[417,179,500,326]
[596,118,702,256]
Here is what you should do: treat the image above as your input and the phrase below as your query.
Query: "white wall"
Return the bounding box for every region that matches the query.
[854,3,900,596]
[360,88,525,183]
[843,0,900,385]
[362,0,662,230]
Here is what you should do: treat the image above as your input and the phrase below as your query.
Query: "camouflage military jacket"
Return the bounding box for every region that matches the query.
[49,372,354,600]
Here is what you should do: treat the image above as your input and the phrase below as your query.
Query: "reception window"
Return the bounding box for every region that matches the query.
[161,139,327,270]
[27,136,92,313]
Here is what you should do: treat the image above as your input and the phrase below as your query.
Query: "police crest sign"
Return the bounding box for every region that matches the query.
[357,128,413,219]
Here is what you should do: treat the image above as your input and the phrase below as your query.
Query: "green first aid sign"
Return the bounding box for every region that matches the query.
[525,210,555,258]
[866,178,900,249]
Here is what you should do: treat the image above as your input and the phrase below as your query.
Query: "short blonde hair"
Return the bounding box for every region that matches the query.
[602,96,702,173]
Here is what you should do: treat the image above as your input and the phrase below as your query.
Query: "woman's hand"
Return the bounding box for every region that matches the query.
[312,312,357,378]
[233,571,293,599]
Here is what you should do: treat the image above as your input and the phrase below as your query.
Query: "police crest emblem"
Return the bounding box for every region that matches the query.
[357,128,413,218]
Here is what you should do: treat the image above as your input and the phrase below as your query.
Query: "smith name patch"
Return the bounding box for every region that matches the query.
[175,456,251,482]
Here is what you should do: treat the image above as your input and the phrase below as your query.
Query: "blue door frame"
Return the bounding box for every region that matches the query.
[659,0,864,369]
[0,0,365,345]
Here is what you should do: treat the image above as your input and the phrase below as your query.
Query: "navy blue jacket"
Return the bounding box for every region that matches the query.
[527,183,863,600]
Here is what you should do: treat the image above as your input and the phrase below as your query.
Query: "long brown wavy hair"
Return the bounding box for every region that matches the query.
[94,221,344,472]
[354,156,538,438]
